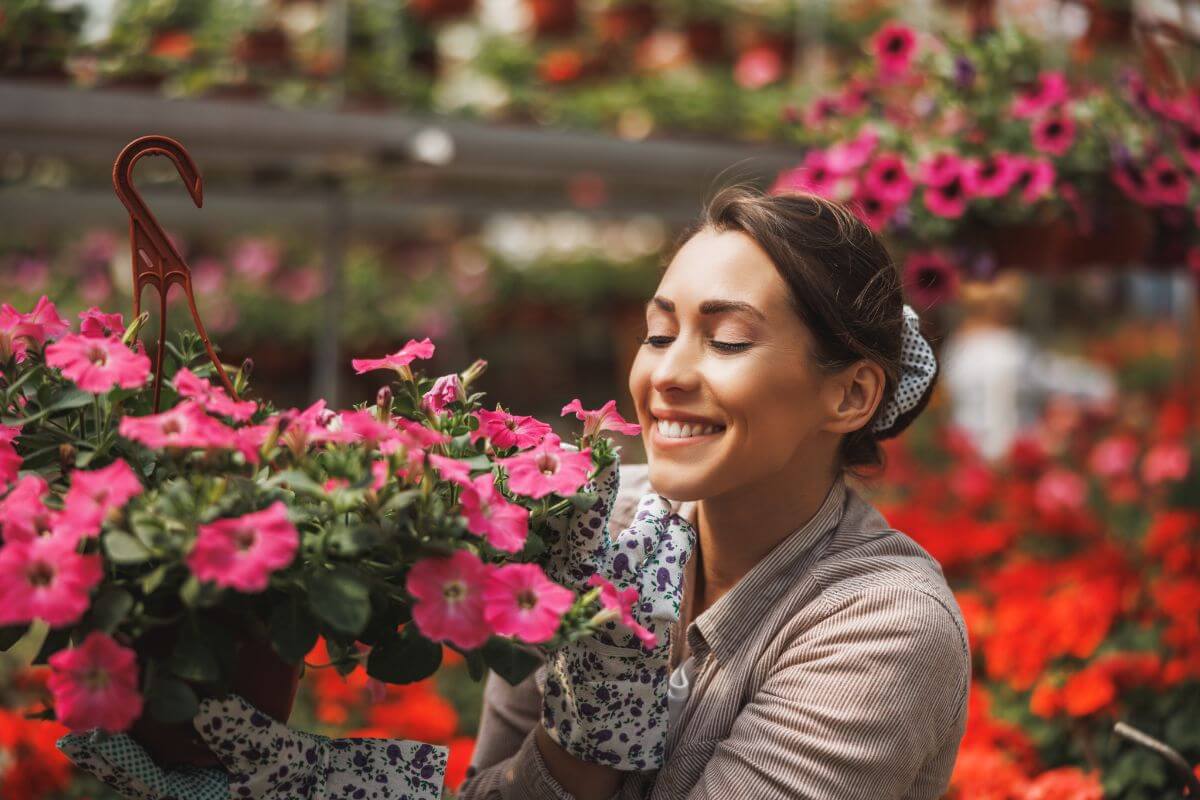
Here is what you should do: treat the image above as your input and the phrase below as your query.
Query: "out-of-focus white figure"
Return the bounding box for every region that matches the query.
[940,273,1116,462]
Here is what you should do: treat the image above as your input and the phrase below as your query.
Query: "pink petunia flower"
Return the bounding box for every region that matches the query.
[428,453,473,485]
[0,475,92,544]
[1034,468,1088,517]
[903,252,961,309]
[1031,113,1076,157]
[78,308,125,339]
[850,189,897,233]
[186,502,299,593]
[1141,442,1190,486]
[45,334,150,394]
[63,459,143,530]
[1011,72,1069,119]
[118,402,236,451]
[172,367,257,422]
[499,435,593,500]
[351,338,435,377]
[459,473,530,553]
[923,171,969,219]
[47,632,143,733]
[0,296,69,364]
[919,152,962,186]
[964,153,1020,198]
[1179,123,1200,176]
[872,22,917,77]
[0,535,102,626]
[335,409,400,449]
[392,417,451,448]
[0,424,21,486]
[561,399,641,439]
[1088,435,1139,478]
[770,149,843,199]
[422,374,464,414]
[1011,156,1056,203]
[483,563,573,643]
[470,407,553,450]
[1145,156,1189,206]
[587,575,656,648]
[824,129,878,175]
[406,550,492,650]
[863,154,914,206]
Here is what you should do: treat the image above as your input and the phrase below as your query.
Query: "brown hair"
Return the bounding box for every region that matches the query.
[676,185,938,475]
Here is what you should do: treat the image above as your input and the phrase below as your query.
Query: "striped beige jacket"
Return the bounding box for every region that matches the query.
[459,464,971,800]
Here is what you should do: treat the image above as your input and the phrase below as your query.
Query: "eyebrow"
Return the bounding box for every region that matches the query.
[647,296,767,322]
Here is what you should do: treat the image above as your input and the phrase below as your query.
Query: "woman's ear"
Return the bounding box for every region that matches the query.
[821,360,886,435]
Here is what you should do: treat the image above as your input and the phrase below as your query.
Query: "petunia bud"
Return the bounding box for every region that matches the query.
[459,358,488,391]
[59,442,76,469]
[234,358,254,395]
[121,312,150,347]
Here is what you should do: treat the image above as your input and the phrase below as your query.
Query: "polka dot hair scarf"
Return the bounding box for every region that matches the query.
[871,304,937,434]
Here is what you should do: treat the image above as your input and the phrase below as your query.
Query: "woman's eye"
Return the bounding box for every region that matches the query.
[641,335,674,347]
[711,341,752,353]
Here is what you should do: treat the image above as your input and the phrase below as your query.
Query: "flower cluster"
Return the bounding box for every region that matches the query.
[0,294,644,745]
[774,23,1200,304]
[877,369,1200,797]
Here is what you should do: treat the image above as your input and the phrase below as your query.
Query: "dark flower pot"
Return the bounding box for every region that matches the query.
[129,625,302,768]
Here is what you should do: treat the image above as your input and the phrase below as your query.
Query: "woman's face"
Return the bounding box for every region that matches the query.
[628,228,839,502]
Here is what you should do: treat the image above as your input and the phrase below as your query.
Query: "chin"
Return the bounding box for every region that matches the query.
[645,458,715,503]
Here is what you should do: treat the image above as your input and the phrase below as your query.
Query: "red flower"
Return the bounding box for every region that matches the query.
[539,49,583,84]
[1024,767,1104,799]
[0,708,71,800]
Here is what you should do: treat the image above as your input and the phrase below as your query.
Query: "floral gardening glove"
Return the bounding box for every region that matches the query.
[540,450,697,771]
[58,693,448,800]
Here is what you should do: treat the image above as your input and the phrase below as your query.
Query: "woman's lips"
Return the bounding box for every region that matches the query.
[650,417,726,449]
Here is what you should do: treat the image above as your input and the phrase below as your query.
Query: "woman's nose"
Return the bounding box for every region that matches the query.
[650,338,701,394]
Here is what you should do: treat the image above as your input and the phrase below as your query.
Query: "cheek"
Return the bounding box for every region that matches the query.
[721,356,821,439]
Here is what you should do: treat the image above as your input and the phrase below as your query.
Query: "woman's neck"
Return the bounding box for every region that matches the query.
[692,464,838,613]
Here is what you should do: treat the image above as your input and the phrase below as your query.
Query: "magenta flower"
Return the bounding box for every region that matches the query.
[863,154,914,206]
[351,338,435,376]
[406,550,492,650]
[118,402,236,451]
[1112,161,1153,205]
[1178,124,1200,176]
[63,459,143,530]
[1012,156,1056,203]
[428,453,473,485]
[499,435,593,500]
[422,374,464,414]
[78,308,125,339]
[1011,72,1069,119]
[903,251,960,309]
[45,334,151,394]
[483,563,573,643]
[392,417,451,448]
[872,22,917,77]
[459,473,530,553]
[173,367,257,422]
[47,632,143,733]
[733,46,783,90]
[825,129,878,175]
[1088,435,1139,479]
[0,474,89,544]
[770,149,841,199]
[1031,113,1076,157]
[587,575,656,648]
[186,502,299,593]
[850,189,896,233]
[0,535,102,627]
[561,399,641,439]
[1145,156,1189,206]
[1034,468,1087,517]
[0,424,20,486]
[923,170,969,219]
[336,409,399,448]
[470,407,553,450]
[964,153,1020,198]
[0,296,69,363]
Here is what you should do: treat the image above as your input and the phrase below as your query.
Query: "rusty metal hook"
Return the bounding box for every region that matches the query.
[112,135,239,411]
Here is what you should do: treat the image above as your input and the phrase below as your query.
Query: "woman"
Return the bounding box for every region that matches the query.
[60,187,969,800]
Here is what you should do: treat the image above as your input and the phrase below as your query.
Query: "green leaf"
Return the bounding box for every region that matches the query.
[169,636,222,683]
[146,676,200,723]
[307,568,372,636]
[2,386,93,427]
[568,491,598,512]
[140,564,170,595]
[327,525,380,558]
[269,600,319,664]
[32,627,71,665]
[465,649,486,682]
[264,469,326,498]
[366,628,442,684]
[103,531,151,564]
[461,454,492,471]
[86,588,134,634]
[482,637,544,686]
[180,576,221,608]
[0,625,28,652]
[382,489,421,515]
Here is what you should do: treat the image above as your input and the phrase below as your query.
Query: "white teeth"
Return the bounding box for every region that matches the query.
[656,419,725,439]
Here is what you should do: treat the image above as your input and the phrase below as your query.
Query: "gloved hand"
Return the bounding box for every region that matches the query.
[58,693,447,800]
[540,450,696,771]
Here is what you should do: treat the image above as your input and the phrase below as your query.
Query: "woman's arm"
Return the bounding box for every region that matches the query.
[685,585,970,800]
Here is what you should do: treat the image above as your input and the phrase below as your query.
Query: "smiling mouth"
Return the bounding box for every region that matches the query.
[654,418,726,440]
